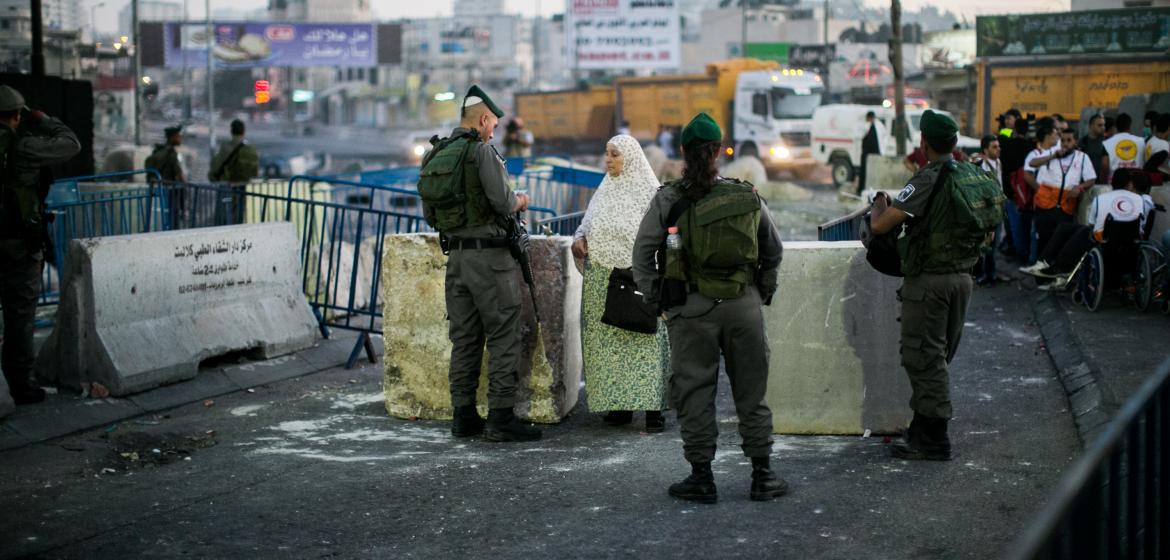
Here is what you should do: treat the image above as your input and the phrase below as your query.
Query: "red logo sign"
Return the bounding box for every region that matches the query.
[265,25,295,42]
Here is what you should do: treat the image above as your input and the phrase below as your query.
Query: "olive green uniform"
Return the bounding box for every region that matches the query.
[632,179,784,464]
[0,117,81,395]
[209,138,259,225]
[434,127,522,409]
[146,144,184,182]
[891,154,974,420]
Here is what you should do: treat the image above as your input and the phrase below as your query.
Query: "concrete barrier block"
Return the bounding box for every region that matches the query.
[864,154,914,191]
[765,241,910,435]
[36,223,320,396]
[0,375,13,418]
[381,234,582,424]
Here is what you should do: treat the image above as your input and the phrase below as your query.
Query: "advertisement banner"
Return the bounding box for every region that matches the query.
[567,0,681,70]
[162,22,376,68]
[977,8,1170,58]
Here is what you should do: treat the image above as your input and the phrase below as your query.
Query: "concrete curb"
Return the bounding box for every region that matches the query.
[0,333,380,452]
[1031,293,1117,446]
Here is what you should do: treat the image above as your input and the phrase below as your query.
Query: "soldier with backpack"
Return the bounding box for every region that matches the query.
[632,112,786,504]
[869,110,1004,461]
[417,84,539,443]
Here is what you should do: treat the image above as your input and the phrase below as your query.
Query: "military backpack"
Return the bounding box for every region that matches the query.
[417,131,501,232]
[673,178,762,300]
[897,160,1005,277]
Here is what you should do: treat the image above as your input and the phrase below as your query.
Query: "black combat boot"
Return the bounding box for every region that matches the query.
[891,416,952,461]
[644,411,665,433]
[483,408,543,442]
[668,461,718,504]
[749,456,789,501]
[604,411,633,426]
[451,405,485,438]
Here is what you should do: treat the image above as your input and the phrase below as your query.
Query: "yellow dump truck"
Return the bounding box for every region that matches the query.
[974,58,1170,132]
[515,59,825,174]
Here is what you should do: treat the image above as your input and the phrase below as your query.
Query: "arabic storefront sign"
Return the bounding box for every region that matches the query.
[567,0,681,70]
[163,22,376,68]
[977,8,1170,57]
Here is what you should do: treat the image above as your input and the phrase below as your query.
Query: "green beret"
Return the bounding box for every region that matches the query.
[0,85,26,112]
[463,84,504,119]
[680,112,722,146]
[920,110,958,142]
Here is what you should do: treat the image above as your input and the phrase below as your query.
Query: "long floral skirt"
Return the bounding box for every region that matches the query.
[581,261,671,412]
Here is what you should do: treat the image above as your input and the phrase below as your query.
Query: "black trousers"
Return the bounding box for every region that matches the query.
[1039,223,1095,273]
[1034,208,1074,260]
[0,239,42,392]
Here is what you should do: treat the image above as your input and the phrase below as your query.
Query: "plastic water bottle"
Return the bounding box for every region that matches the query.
[666,226,682,251]
[666,226,685,280]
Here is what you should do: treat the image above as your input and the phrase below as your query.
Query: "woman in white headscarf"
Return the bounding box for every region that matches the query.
[571,134,671,432]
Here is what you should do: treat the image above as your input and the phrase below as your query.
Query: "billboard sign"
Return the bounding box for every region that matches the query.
[162,22,377,68]
[977,8,1170,58]
[567,0,681,70]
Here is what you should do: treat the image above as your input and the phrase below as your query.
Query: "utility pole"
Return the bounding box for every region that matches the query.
[822,0,830,97]
[740,1,747,57]
[206,0,216,155]
[182,0,190,120]
[30,0,45,75]
[890,0,907,156]
[133,0,142,144]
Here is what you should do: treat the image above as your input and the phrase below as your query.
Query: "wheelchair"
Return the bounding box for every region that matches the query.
[1071,214,1165,312]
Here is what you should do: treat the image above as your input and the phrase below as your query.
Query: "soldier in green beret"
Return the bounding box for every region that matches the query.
[418,84,540,442]
[869,109,1003,461]
[0,85,81,405]
[632,112,787,503]
[146,125,186,183]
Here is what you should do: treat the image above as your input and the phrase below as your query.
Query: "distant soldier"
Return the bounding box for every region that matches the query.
[146,125,185,182]
[869,110,1004,461]
[632,112,786,503]
[0,85,81,405]
[146,125,187,226]
[503,117,534,159]
[209,119,259,225]
[417,85,540,442]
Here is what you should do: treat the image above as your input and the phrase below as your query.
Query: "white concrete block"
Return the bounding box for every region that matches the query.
[765,241,911,434]
[36,223,320,396]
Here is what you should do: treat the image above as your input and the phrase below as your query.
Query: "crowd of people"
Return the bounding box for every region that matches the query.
[966,107,1169,290]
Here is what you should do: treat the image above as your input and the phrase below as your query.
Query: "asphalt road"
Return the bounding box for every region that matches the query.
[0,280,1079,559]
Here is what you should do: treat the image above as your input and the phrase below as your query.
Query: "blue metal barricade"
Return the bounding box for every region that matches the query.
[817,208,867,242]
[535,211,587,237]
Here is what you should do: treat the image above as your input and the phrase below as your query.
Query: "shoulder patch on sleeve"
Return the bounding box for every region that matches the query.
[896,184,916,202]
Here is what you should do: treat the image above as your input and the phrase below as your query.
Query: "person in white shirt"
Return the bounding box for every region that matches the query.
[1017,123,1060,273]
[1145,113,1169,178]
[1031,129,1097,255]
[1031,169,1152,290]
[973,135,1004,285]
[1103,113,1146,181]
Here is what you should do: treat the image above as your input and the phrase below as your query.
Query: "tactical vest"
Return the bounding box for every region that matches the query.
[676,179,761,299]
[417,135,500,232]
[897,160,1005,277]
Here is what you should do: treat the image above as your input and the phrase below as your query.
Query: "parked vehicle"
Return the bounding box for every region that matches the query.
[811,104,978,188]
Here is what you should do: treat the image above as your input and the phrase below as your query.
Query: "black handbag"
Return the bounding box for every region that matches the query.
[601,267,659,334]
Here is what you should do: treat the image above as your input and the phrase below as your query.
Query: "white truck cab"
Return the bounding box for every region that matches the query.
[732,69,824,177]
[812,104,978,188]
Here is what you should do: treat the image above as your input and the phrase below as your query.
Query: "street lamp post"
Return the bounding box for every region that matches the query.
[133,0,141,145]
[90,2,105,44]
[206,0,216,155]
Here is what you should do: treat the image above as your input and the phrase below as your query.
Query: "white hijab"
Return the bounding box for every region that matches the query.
[587,134,660,269]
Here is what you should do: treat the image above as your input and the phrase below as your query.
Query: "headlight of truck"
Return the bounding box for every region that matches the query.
[769,145,791,160]
[413,145,427,157]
